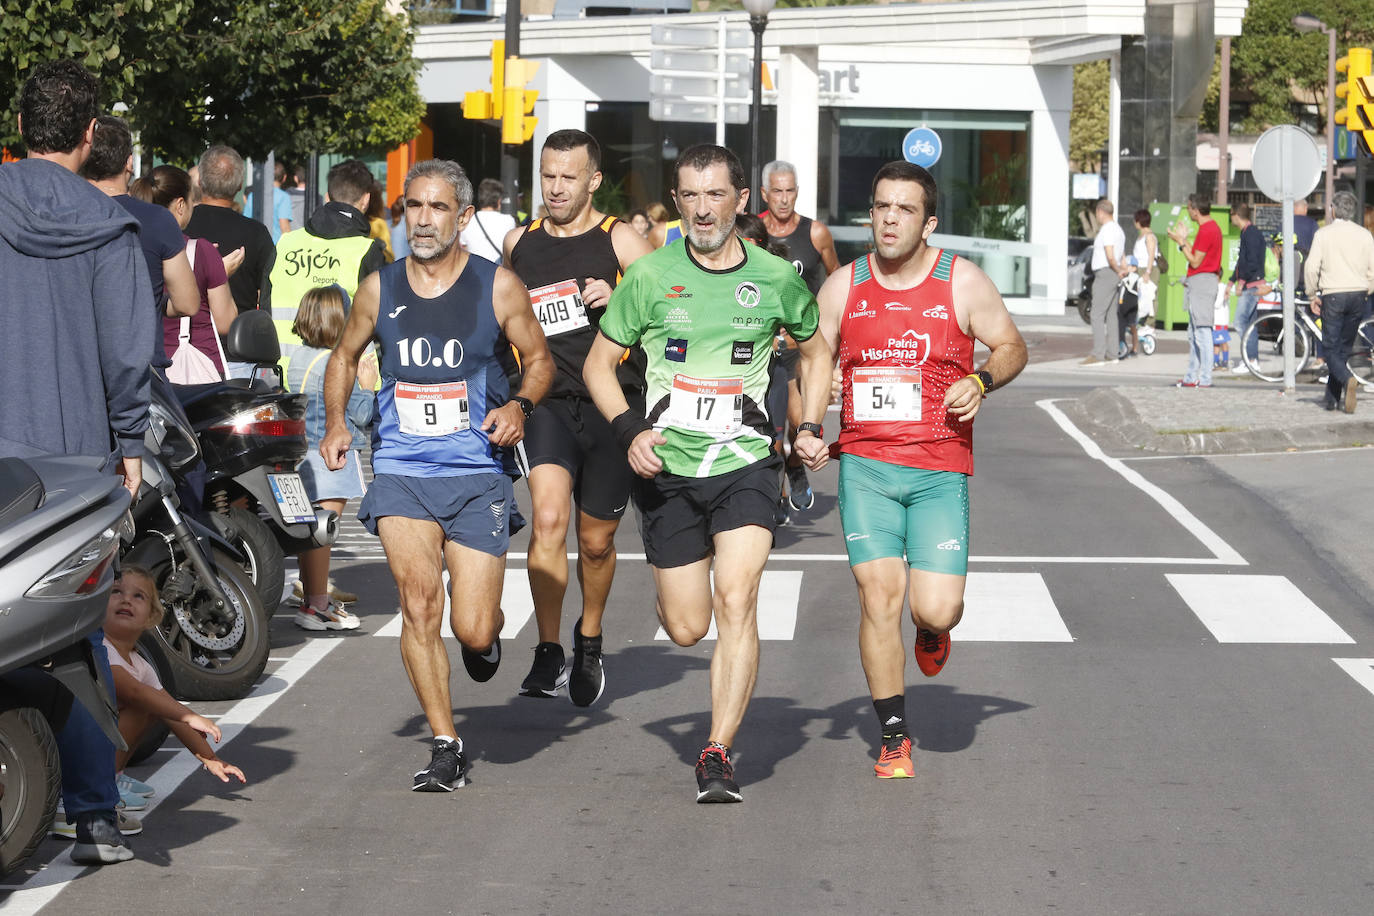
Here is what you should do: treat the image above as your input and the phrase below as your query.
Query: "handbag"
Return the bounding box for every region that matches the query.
[1153,234,1169,275]
[165,239,228,384]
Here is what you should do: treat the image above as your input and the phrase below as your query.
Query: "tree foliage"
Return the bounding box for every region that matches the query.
[1070,60,1110,172]
[1,0,424,163]
[1214,0,1374,133]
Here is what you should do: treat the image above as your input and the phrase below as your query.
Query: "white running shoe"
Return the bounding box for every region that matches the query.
[294,600,361,631]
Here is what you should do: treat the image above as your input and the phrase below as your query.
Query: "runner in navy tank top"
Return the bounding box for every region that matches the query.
[795,161,1027,782]
[321,159,552,793]
[502,130,654,706]
[758,160,841,522]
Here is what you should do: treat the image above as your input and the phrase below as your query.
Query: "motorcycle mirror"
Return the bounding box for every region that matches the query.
[225,310,282,365]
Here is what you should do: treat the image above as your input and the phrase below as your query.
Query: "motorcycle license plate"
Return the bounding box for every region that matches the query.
[267,473,316,525]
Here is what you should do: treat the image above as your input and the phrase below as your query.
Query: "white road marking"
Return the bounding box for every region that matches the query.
[957,573,1074,642]
[0,640,341,912]
[1332,658,1374,697]
[373,569,535,640]
[1167,574,1354,643]
[654,571,803,641]
[1038,399,1247,566]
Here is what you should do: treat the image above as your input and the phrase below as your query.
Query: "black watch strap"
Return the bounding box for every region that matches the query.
[512,396,535,419]
[976,370,994,394]
[798,421,824,438]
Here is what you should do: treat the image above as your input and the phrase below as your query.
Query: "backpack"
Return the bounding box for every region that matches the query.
[165,240,228,385]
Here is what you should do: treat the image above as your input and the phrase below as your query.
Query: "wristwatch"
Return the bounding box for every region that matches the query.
[511,396,535,419]
[798,422,824,438]
[975,370,994,394]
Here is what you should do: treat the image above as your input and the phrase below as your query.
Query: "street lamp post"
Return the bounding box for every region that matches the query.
[1293,13,1337,217]
[742,0,776,199]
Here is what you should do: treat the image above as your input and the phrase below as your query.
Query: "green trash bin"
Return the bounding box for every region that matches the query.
[1147,202,1238,330]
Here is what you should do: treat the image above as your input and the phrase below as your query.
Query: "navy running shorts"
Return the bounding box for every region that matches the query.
[358,472,514,557]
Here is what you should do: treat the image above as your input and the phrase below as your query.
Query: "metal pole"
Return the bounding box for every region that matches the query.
[1325,27,1336,219]
[715,16,726,147]
[304,154,320,223]
[256,151,274,234]
[1108,50,1120,215]
[500,0,522,219]
[1217,38,1230,205]
[1282,198,1295,392]
[749,14,766,198]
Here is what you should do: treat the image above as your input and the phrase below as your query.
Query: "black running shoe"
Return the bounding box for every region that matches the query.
[786,463,814,511]
[461,636,501,683]
[71,812,135,864]
[519,642,568,698]
[568,616,605,708]
[412,737,467,792]
[694,746,742,803]
[773,496,792,528]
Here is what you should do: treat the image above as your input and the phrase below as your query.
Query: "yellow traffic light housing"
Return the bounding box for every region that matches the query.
[461,39,506,121]
[502,57,540,145]
[1335,47,1371,130]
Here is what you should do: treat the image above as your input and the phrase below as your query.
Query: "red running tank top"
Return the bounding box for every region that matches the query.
[833,249,975,474]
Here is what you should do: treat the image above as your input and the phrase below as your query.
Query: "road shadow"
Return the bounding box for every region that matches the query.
[391,644,711,770]
[644,686,1033,786]
[772,491,838,549]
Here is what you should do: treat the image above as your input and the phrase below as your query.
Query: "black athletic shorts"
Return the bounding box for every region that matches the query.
[633,455,782,568]
[523,395,634,520]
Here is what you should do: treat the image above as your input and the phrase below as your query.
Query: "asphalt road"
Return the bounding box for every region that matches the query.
[6,361,1374,915]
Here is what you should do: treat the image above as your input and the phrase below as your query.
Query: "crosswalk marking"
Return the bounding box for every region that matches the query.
[652,571,803,642]
[373,570,536,640]
[957,573,1074,642]
[1166,574,1355,644]
[1332,659,1374,698]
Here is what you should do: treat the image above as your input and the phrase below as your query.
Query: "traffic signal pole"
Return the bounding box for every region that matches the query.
[501,0,522,219]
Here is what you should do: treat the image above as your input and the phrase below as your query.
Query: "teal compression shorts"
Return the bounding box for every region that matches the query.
[837,454,970,575]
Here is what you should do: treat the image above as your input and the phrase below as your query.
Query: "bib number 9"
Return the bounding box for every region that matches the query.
[395,381,470,436]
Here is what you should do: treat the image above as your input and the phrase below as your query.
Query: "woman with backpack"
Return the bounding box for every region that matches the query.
[130,165,239,382]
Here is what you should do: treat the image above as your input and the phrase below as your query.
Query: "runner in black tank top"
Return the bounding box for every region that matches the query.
[759,160,842,524]
[501,129,655,707]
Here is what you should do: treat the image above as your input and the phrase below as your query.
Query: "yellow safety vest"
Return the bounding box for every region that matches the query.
[269,229,375,360]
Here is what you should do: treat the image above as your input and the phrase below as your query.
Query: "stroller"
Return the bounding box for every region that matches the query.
[1116,271,1156,358]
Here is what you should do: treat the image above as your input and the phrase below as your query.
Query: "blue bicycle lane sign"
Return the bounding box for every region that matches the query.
[903,126,942,168]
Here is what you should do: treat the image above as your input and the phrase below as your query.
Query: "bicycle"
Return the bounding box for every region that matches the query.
[1344,316,1374,388]
[1239,297,1321,382]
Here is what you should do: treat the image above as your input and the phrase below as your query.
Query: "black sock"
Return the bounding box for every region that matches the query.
[873,695,907,738]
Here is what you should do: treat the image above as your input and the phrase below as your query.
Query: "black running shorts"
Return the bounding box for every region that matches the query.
[633,455,782,568]
[523,396,635,520]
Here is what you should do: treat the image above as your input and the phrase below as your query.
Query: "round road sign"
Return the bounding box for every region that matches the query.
[902,127,942,168]
[1250,125,1322,202]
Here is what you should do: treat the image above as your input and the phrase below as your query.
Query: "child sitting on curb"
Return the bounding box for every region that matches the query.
[103,567,247,785]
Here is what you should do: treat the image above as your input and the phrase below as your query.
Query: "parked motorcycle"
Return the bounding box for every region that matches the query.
[0,455,131,876]
[127,390,269,702]
[171,311,337,615]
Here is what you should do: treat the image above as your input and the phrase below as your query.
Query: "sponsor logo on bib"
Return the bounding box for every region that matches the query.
[730,341,754,365]
[665,338,688,362]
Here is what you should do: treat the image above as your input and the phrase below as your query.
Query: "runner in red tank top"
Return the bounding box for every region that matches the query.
[792,161,1027,780]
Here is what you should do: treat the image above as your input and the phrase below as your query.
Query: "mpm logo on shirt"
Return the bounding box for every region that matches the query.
[665,338,688,362]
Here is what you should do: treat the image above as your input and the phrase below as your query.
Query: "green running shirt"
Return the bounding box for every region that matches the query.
[599,237,819,478]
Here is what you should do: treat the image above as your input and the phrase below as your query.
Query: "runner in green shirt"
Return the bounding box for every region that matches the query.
[584,144,832,804]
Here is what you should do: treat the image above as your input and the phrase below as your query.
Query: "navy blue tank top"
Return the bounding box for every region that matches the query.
[371,256,510,477]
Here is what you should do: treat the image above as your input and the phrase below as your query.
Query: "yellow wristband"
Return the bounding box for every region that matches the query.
[967,373,986,395]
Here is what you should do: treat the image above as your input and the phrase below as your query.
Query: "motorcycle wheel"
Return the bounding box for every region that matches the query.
[211,506,285,617]
[0,707,60,876]
[139,549,269,701]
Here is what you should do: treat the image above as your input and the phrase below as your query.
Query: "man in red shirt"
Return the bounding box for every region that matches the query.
[1167,194,1224,387]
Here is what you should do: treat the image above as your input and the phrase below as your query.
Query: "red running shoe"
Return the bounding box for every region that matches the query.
[915,628,950,677]
[874,735,913,779]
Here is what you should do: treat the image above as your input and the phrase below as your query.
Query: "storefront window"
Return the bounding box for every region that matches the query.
[819,107,1031,296]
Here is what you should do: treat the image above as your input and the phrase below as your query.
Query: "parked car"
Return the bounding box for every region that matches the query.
[1067,237,1093,323]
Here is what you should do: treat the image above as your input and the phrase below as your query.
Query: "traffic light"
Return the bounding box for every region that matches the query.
[1357,71,1374,155]
[1334,47,1370,131]
[461,40,506,121]
[502,57,539,145]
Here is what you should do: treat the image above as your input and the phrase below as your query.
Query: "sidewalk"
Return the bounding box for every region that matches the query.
[1023,320,1374,455]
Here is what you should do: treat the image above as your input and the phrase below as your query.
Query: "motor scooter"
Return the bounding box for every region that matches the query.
[0,455,132,875]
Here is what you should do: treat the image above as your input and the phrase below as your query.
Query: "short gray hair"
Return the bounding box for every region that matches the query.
[404,159,473,212]
[1332,190,1359,223]
[761,159,795,188]
[198,145,244,200]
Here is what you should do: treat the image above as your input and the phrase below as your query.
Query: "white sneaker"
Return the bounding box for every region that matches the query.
[294,600,361,631]
[1231,362,1251,375]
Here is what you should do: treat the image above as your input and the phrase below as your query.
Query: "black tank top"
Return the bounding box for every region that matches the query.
[767,214,826,294]
[509,215,644,399]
